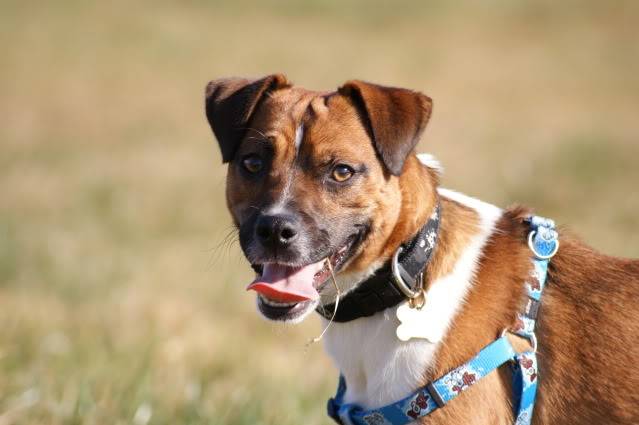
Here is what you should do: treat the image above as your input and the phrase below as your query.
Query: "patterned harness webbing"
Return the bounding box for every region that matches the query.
[327,216,559,425]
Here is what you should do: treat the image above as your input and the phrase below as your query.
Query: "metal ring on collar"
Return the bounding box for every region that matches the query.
[528,230,559,260]
[391,246,421,299]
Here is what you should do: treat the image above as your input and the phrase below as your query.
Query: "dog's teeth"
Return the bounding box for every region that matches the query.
[260,296,297,308]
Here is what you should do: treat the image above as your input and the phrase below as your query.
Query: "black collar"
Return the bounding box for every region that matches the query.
[317,202,441,323]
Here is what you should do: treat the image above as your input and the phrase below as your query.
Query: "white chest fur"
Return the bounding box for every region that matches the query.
[322,187,502,409]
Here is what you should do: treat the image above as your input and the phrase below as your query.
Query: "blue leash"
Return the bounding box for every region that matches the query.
[327,216,559,425]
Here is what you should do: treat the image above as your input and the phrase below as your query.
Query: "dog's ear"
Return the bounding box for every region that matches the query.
[205,74,291,163]
[338,80,432,176]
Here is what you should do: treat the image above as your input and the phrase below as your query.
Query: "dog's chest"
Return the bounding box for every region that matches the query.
[323,310,437,408]
[322,189,502,410]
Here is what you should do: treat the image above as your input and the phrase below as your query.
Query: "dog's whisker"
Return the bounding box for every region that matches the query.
[241,127,270,140]
[208,227,240,266]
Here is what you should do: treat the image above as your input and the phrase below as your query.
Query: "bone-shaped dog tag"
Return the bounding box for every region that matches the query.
[396,301,444,343]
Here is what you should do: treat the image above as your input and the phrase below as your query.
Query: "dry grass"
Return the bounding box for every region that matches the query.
[0,1,638,423]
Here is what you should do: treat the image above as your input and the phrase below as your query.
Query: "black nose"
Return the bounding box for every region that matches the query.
[255,214,299,247]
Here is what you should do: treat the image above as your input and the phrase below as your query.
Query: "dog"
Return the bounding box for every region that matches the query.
[205,74,639,424]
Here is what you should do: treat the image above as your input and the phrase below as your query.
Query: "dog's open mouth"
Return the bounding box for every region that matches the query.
[247,235,360,321]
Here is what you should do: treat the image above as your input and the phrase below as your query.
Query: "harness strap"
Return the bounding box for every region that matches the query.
[328,337,518,425]
[327,216,558,425]
[511,351,539,425]
[513,217,558,347]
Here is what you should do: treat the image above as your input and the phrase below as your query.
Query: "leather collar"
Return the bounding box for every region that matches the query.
[317,202,441,323]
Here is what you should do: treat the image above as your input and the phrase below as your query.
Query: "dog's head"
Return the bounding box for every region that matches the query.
[205,74,435,322]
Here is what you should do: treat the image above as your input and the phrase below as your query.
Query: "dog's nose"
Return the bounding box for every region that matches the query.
[255,214,299,247]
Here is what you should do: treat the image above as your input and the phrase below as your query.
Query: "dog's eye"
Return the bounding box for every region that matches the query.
[331,164,354,182]
[242,155,263,174]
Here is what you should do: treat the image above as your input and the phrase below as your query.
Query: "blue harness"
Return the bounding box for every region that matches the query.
[327,216,559,425]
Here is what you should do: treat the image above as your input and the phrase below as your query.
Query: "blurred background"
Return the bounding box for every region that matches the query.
[1,0,637,423]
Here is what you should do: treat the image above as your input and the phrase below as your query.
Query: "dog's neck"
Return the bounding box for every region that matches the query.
[382,155,439,261]
[321,167,502,408]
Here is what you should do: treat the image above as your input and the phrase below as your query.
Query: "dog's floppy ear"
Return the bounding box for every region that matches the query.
[205,74,291,163]
[338,80,432,175]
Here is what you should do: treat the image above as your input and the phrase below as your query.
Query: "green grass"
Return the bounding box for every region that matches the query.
[0,1,638,423]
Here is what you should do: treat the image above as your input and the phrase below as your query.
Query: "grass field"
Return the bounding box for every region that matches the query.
[1,1,638,424]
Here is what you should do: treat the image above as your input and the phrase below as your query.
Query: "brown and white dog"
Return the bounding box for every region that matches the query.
[205,74,639,424]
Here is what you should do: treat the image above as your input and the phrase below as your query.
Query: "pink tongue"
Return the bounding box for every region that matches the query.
[247,261,325,302]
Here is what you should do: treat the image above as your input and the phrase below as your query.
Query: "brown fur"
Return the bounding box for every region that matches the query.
[207,75,639,424]
[417,204,639,424]
[425,197,481,283]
